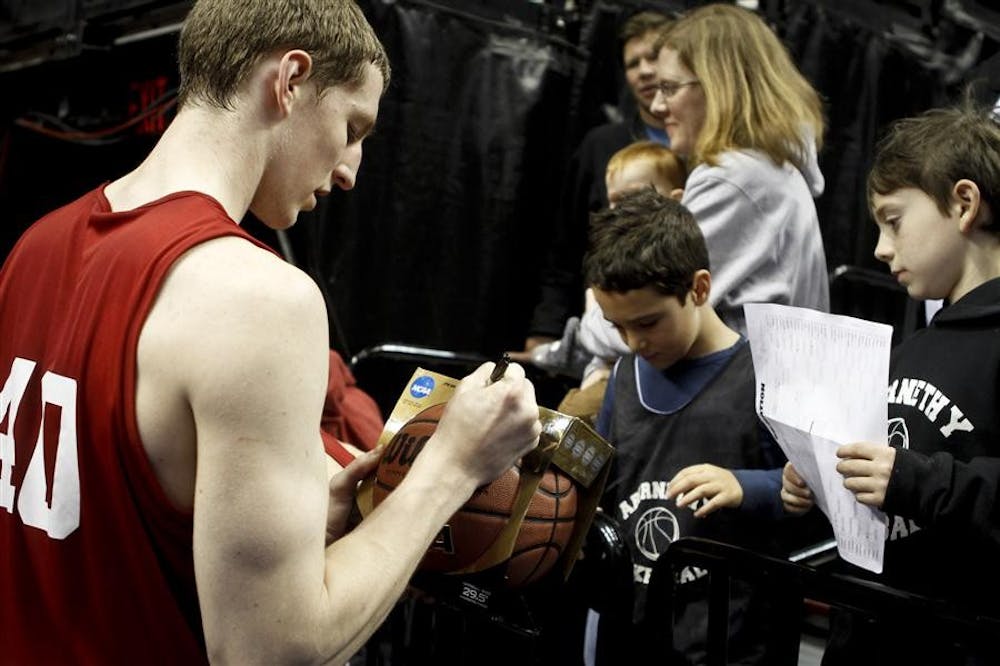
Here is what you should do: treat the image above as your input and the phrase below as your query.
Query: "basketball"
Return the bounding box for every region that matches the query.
[372,402,578,587]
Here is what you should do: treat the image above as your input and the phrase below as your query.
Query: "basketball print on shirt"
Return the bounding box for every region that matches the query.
[618,480,707,586]
[634,505,679,560]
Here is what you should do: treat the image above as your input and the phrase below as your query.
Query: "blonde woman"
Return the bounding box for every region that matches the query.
[651,3,829,334]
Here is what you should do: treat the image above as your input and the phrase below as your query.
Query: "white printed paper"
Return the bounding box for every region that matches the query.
[745,303,891,573]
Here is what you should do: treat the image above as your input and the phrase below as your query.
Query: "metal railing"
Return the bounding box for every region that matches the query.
[642,537,1000,666]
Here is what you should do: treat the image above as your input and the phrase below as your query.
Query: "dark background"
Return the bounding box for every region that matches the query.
[1,0,999,364]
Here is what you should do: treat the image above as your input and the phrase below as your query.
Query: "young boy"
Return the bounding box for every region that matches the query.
[546,141,687,423]
[585,188,786,664]
[782,104,1000,664]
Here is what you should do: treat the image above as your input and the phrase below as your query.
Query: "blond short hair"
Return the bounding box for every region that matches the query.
[178,0,391,109]
[606,141,687,192]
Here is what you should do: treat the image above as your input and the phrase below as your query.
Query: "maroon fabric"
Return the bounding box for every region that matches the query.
[0,186,276,664]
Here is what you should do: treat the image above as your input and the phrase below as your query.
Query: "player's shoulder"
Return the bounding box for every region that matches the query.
[182,236,318,298]
[156,235,326,340]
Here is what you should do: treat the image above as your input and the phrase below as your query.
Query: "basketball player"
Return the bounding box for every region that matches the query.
[0,1,541,663]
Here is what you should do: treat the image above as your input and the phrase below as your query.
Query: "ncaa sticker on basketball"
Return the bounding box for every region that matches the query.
[356,368,614,589]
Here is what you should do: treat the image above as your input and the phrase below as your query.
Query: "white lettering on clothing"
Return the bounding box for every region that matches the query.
[888,377,974,438]
[677,566,707,584]
[619,480,670,521]
[888,515,922,541]
[940,405,974,438]
[924,391,949,422]
[0,357,36,512]
[0,358,80,539]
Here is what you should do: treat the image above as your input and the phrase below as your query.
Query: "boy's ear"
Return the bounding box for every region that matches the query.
[690,269,711,306]
[953,179,984,233]
[272,49,314,117]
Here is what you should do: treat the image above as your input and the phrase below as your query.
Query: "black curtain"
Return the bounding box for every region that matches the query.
[2,0,999,362]
[768,0,994,273]
[288,0,588,360]
[0,33,179,261]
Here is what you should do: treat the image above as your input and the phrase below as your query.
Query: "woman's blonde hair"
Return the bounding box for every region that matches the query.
[657,4,823,169]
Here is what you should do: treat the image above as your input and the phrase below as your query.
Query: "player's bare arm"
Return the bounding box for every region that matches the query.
[137,236,539,663]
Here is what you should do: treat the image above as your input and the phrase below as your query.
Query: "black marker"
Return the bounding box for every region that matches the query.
[489,353,511,383]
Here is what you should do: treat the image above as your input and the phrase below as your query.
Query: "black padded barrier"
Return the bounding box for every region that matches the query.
[641,537,1000,666]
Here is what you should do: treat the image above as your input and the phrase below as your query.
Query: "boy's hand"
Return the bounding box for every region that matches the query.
[667,464,743,518]
[781,462,814,514]
[836,442,896,509]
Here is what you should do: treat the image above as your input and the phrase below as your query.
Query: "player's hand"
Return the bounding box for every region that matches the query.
[836,441,896,509]
[426,362,541,489]
[781,462,814,514]
[666,464,743,518]
[326,447,382,545]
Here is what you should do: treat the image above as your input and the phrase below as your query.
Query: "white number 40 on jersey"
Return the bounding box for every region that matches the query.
[0,356,80,539]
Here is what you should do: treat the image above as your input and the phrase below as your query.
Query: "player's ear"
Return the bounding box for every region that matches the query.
[953,179,983,233]
[690,269,711,306]
[273,49,314,117]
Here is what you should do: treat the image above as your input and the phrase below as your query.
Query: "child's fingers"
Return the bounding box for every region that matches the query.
[666,477,697,500]
[666,466,703,499]
[842,474,886,500]
[836,457,871,479]
[781,483,811,503]
[781,466,812,498]
[675,484,708,507]
[782,462,807,487]
[676,474,727,507]
[781,487,813,514]
[693,495,723,518]
[837,454,893,481]
[836,441,880,460]
[853,491,884,507]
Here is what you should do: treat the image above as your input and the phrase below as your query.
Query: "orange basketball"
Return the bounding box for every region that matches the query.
[372,402,578,587]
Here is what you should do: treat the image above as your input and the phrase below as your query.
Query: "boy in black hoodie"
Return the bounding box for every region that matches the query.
[782,104,1000,665]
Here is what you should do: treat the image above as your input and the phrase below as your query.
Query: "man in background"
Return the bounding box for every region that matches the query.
[516,9,672,358]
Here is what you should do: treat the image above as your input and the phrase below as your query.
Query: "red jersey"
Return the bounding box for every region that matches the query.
[0,187,275,664]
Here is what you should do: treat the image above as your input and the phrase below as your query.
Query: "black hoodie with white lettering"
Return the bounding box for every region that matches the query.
[879,276,1000,611]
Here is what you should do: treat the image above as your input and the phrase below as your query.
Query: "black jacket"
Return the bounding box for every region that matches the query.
[881,276,1000,611]
[822,278,1000,666]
